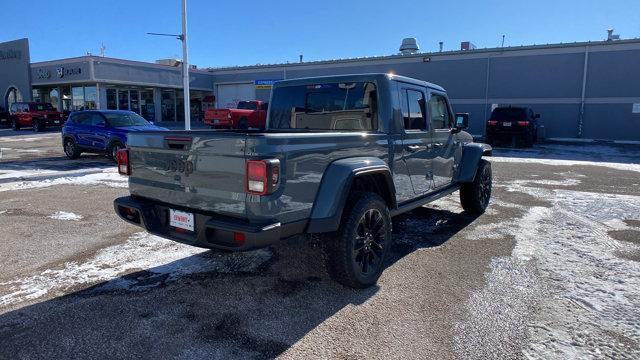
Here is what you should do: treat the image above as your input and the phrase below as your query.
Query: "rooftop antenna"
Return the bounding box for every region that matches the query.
[99,43,106,57]
[501,35,505,48]
[439,41,443,52]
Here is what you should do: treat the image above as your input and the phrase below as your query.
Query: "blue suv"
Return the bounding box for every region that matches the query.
[62,110,167,161]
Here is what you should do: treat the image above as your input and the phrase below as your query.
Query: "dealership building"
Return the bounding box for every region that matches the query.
[1,36,639,141]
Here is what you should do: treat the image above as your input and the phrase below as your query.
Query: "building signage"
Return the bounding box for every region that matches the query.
[36,68,51,79]
[0,49,21,61]
[255,79,281,89]
[56,66,82,78]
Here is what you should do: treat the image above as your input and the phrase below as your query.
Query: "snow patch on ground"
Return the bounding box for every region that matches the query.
[48,211,83,221]
[0,168,126,191]
[456,177,640,358]
[489,156,640,173]
[0,232,272,308]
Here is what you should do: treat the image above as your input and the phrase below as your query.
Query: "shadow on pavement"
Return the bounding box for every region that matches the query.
[0,155,113,172]
[0,205,479,359]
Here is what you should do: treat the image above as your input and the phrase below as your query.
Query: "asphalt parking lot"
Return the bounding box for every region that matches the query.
[0,128,639,359]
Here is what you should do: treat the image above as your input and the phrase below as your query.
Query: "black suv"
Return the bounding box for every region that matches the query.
[486,107,539,147]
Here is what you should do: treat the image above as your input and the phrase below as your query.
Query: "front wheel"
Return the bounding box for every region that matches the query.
[460,159,492,214]
[237,118,249,130]
[33,120,44,132]
[324,192,392,288]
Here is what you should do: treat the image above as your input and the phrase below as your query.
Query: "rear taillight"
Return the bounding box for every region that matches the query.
[487,120,498,126]
[517,121,530,126]
[246,159,280,195]
[227,112,232,119]
[116,149,130,175]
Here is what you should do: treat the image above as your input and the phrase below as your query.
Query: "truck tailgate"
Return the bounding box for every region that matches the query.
[126,131,247,218]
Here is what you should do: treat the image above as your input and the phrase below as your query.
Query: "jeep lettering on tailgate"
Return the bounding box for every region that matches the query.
[164,159,194,176]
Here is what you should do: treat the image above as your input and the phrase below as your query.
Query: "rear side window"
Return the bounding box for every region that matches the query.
[237,101,258,110]
[429,94,452,130]
[10,104,17,112]
[269,82,378,131]
[400,89,427,130]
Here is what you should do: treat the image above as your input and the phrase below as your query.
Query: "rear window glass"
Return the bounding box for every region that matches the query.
[269,82,378,131]
[237,101,258,110]
[29,103,54,111]
[491,108,526,120]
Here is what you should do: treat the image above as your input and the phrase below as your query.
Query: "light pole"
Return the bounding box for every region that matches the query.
[147,0,191,130]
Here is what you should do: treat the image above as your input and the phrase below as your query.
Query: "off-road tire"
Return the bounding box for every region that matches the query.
[324,192,392,288]
[109,141,124,162]
[460,159,492,214]
[63,138,81,159]
[11,119,20,131]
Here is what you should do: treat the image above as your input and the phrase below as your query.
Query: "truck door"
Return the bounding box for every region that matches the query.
[400,86,433,196]
[427,91,456,189]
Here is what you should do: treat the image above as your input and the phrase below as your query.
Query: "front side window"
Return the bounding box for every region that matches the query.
[269,82,378,130]
[429,94,452,130]
[104,112,150,127]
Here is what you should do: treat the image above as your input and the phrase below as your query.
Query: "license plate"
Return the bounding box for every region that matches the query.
[503,122,512,127]
[213,119,220,124]
[169,209,194,231]
[54,120,60,124]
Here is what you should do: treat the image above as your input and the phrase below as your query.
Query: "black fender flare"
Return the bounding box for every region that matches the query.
[457,143,492,183]
[306,157,396,233]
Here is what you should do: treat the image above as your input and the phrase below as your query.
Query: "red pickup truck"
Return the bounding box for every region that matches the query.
[9,102,65,132]
[204,100,267,129]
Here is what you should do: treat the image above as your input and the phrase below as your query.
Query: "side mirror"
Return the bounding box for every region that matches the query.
[454,113,469,130]
[534,114,540,119]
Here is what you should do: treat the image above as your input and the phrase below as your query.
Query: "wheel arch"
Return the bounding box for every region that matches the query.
[306,157,396,234]
[457,143,492,183]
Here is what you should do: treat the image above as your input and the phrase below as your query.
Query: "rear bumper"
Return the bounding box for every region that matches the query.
[204,118,231,127]
[114,196,304,251]
[486,126,534,137]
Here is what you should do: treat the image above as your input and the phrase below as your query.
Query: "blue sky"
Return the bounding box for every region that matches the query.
[1,0,638,68]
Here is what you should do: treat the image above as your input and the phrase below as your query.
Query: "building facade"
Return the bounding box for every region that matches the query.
[2,37,639,140]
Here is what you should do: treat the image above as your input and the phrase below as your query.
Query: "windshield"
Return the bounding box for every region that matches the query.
[269,82,378,130]
[104,112,151,127]
[29,103,54,111]
[237,101,258,110]
[491,108,526,120]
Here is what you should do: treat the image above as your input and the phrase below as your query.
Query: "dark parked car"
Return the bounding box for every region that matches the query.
[62,110,167,161]
[114,74,493,288]
[486,106,539,147]
[0,106,9,127]
[9,102,65,132]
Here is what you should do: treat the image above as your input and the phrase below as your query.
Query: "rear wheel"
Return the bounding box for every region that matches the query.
[460,159,492,214]
[237,118,249,130]
[324,192,392,288]
[11,118,20,131]
[63,138,81,159]
[109,141,124,162]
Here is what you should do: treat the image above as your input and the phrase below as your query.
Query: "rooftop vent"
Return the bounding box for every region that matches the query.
[607,28,620,41]
[399,38,419,55]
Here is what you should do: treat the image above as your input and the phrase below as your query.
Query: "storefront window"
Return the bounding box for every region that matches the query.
[162,90,175,121]
[62,87,71,112]
[72,87,84,110]
[118,90,129,110]
[84,86,97,110]
[107,89,117,109]
[176,90,184,122]
[50,88,60,110]
[140,89,154,121]
[130,90,139,114]
[32,89,42,102]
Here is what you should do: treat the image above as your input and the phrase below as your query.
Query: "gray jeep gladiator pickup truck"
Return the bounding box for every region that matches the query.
[114,74,492,288]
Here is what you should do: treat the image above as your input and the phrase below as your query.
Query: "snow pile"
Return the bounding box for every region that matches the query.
[489,156,640,173]
[48,211,83,221]
[0,232,272,307]
[0,168,127,192]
